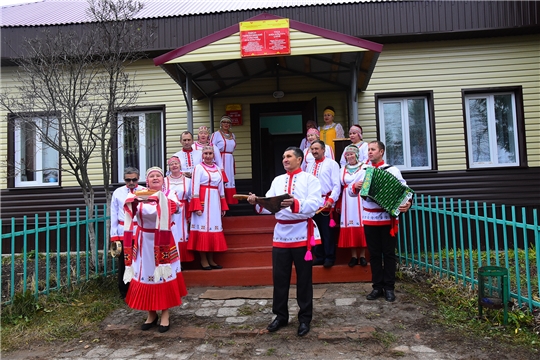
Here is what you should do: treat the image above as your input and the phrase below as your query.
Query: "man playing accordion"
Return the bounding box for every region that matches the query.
[351,141,412,302]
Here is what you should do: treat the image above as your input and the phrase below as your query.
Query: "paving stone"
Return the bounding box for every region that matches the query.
[109,348,138,358]
[104,324,131,331]
[201,300,224,308]
[335,298,357,306]
[225,316,249,323]
[195,343,216,353]
[224,299,246,307]
[357,326,376,333]
[392,345,410,353]
[411,345,436,353]
[317,332,348,341]
[217,307,238,317]
[195,308,217,317]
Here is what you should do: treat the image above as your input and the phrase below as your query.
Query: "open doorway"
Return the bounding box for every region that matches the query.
[250,98,317,195]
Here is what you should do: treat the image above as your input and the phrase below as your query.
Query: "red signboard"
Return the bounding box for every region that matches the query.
[226,104,242,126]
[240,19,290,58]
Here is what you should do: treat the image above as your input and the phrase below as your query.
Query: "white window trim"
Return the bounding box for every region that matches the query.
[14,117,59,187]
[464,92,519,168]
[117,111,164,182]
[378,97,432,171]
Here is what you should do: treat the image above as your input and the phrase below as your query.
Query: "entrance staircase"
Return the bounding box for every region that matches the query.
[181,215,372,287]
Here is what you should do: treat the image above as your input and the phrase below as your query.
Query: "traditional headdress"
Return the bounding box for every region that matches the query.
[145,167,165,190]
[307,128,320,137]
[220,115,232,123]
[168,156,180,165]
[198,125,209,134]
[323,108,335,116]
[344,145,360,159]
[349,124,363,140]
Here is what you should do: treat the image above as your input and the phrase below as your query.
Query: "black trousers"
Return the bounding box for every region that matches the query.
[117,247,130,299]
[272,246,313,324]
[364,225,397,291]
[313,212,336,262]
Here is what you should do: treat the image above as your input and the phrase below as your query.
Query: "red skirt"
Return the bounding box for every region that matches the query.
[125,273,188,311]
[337,226,367,248]
[177,241,195,262]
[224,187,238,204]
[188,230,228,252]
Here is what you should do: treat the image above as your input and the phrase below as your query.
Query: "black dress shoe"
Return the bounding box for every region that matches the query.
[323,260,334,268]
[312,259,325,266]
[366,288,384,300]
[359,257,368,267]
[297,322,310,337]
[348,257,358,267]
[158,324,170,333]
[385,289,396,302]
[201,265,212,270]
[210,264,223,269]
[267,318,288,332]
[141,317,158,331]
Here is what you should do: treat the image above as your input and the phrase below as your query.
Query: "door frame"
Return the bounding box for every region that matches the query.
[250,98,317,195]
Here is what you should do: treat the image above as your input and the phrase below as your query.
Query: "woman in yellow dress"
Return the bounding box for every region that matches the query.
[318,106,345,152]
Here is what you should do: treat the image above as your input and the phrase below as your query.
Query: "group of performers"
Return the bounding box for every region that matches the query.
[109,106,413,335]
[109,115,237,332]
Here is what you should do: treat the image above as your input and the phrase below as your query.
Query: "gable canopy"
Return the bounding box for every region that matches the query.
[153,13,383,101]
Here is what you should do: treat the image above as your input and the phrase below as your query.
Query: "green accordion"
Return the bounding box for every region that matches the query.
[360,167,414,217]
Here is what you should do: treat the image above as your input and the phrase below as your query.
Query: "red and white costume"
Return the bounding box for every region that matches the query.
[337,163,367,248]
[110,184,144,242]
[339,141,368,167]
[174,148,202,174]
[305,157,341,210]
[123,190,187,311]
[188,162,229,251]
[164,175,194,262]
[358,162,407,236]
[255,169,323,251]
[193,142,224,170]
[301,145,334,171]
[210,130,237,204]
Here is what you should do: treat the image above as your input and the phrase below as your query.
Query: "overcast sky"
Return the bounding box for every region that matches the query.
[1,0,42,7]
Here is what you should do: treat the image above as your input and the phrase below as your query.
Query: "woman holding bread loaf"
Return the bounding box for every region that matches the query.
[122,167,187,333]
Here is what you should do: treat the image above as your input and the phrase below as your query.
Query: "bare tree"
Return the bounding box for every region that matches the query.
[0,0,154,267]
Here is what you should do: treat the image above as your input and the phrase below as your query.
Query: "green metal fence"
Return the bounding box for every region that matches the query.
[1,205,114,305]
[399,195,539,309]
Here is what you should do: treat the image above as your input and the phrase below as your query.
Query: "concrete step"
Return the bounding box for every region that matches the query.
[182,264,372,287]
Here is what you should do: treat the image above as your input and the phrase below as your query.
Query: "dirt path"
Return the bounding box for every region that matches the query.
[4,282,538,359]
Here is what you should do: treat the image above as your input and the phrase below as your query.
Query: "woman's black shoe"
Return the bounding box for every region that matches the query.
[359,257,368,267]
[141,317,158,331]
[210,264,223,269]
[158,324,170,333]
[201,264,212,270]
[348,257,358,267]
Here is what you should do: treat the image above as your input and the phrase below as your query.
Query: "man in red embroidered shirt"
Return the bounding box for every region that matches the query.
[173,131,202,178]
[248,147,322,337]
[353,141,412,302]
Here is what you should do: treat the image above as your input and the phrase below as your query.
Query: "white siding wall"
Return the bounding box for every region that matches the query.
[358,34,540,171]
[2,34,538,189]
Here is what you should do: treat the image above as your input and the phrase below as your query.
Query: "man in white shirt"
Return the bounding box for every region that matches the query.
[174,131,202,178]
[110,167,144,299]
[305,140,341,268]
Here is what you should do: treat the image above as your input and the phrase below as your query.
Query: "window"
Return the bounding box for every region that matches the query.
[117,110,164,181]
[377,93,434,170]
[464,90,522,168]
[13,116,60,187]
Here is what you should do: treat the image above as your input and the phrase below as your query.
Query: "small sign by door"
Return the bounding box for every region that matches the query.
[226,104,243,126]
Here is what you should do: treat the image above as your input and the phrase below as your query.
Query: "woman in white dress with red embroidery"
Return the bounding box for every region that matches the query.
[123,167,187,333]
[164,156,194,263]
[193,125,223,170]
[337,145,368,267]
[301,128,335,171]
[189,146,229,269]
[210,115,237,204]
[339,125,368,167]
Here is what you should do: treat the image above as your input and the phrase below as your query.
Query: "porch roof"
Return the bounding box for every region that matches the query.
[153,13,383,100]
